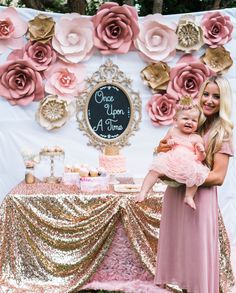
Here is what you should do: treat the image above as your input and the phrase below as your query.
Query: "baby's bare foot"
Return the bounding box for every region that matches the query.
[184,196,196,210]
[135,194,145,202]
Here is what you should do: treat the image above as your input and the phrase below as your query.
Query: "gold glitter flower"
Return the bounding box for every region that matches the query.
[36,95,74,130]
[201,46,233,74]
[140,62,170,92]
[28,14,55,43]
[176,15,204,53]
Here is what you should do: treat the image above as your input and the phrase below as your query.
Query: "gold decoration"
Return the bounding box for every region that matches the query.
[0,182,234,292]
[176,15,204,53]
[28,14,55,43]
[36,95,73,130]
[201,46,233,74]
[76,59,142,150]
[140,62,170,92]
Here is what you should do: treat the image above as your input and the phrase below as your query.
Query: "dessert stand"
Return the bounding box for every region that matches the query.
[40,149,65,183]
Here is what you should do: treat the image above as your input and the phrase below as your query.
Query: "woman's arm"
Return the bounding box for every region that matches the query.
[203,153,230,186]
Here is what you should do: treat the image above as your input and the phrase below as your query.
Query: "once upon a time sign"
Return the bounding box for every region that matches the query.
[87,84,131,140]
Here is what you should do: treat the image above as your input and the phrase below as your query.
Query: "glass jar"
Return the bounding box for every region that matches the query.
[25,166,35,184]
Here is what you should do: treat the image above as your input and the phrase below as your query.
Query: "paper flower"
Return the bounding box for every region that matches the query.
[0,59,44,106]
[28,14,55,44]
[0,7,28,54]
[8,41,57,72]
[92,2,139,55]
[201,11,233,48]
[44,61,85,100]
[176,15,204,53]
[201,46,233,75]
[135,14,177,62]
[52,13,94,63]
[36,95,74,130]
[167,55,214,101]
[146,94,177,126]
[140,62,170,92]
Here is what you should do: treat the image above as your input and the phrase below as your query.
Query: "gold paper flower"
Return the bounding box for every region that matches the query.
[141,62,170,92]
[176,15,204,53]
[201,46,233,74]
[36,95,73,130]
[28,14,55,43]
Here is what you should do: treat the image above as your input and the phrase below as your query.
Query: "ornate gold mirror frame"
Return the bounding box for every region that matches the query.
[76,59,142,150]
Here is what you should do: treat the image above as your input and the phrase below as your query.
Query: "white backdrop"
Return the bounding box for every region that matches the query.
[0,6,236,244]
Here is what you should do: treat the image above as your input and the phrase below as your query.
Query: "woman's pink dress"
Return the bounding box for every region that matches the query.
[154,138,233,293]
[150,136,209,187]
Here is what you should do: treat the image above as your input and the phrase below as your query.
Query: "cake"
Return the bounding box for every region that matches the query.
[99,146,126,174]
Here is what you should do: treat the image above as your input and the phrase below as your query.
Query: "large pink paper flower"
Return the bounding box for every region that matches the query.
[0,7,28,54]
[52,13,94,63]
[8,41,57,72]
[201,11,233,48]
[167,55,214,101]
[135,14,177,62]
[92,2,139,55]
[44,61,85,100]
[146,94,177,126]
[0,60,44,106]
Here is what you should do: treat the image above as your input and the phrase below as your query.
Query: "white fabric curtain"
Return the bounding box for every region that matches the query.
[0,6,236,244]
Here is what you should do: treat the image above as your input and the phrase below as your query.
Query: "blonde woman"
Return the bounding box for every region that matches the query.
[154,76,234,293]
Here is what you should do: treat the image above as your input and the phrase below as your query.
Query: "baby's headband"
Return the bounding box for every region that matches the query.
[176,95,194,110]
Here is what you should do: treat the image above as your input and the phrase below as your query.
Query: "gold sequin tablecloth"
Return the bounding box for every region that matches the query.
[0,182,234,293]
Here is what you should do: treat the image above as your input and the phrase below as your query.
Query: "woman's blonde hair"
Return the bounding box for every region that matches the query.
[198,76,233,168]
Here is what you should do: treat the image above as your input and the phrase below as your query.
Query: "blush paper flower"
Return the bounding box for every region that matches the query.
[0,7,27,54]
[44,61,85,100]
[52,13,94,63]
[92,2,139,55]
[8,41,57,72]
[201,11,233,48]
[167,55,214,101]
[135,14,177,62]
[0,60,44,106]
[146,94,177,126]
[28,14,55,44]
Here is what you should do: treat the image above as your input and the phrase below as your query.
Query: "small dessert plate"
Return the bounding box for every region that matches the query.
[114,184,141,193]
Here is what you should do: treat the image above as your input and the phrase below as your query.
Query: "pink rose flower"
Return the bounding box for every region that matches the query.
[8,41,57,72]
[146,94,177,126]
[44,61,85,100]
[0,60,44,106]
[0,7,28,54]
[167,55,214,101]
[52,13,94,63]
[92,2,139,55]
[201,11,233,48]
[135,14,177,62]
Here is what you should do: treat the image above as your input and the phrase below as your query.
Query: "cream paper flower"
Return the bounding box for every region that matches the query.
[36,95,74,130]
[176,15,204,53]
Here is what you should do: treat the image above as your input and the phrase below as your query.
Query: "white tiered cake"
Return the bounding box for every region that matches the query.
[99,146,126,174]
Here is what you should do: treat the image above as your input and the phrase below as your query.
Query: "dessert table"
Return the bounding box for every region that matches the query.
[0,182,234,293]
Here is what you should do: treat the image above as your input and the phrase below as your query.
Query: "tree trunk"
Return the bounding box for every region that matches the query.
[153,0,163,14]
[124,0,134,6]
[20,0,45,10]
[67,0,86,14]
[212,0,221,9]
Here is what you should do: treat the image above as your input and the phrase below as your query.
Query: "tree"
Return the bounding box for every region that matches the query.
[67,0,86,14]
[152,0,163,13]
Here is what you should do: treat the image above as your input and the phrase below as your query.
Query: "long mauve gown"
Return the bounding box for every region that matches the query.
[154,139,233,293]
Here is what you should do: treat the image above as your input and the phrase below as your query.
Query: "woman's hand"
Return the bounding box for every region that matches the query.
[154,139,172,154]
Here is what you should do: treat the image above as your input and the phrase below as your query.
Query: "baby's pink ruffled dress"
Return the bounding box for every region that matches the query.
[150,136,209,187]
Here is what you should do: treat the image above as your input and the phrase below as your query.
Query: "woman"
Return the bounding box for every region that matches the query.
[155,76,235,293]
